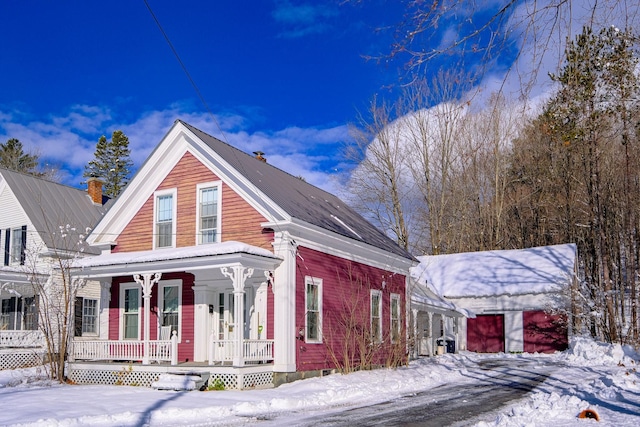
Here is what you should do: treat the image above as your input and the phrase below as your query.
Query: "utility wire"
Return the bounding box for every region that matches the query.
[142,0,228,143]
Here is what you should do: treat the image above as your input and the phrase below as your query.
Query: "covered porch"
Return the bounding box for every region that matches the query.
[1,270,46,370]
[410,279,472,357]
[71,242,282,370]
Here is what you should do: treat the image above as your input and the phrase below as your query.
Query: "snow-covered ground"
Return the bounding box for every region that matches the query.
[0,337,638,427]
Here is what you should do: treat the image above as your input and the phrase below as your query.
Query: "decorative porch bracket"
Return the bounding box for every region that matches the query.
[221,265,254,367]
[134,272,162,365]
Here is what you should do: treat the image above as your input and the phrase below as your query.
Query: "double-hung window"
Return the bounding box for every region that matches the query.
[390,293,401,342]
[4,226,27,266]
[74,297,98,336]
[155,190,175,248]
[0,298,14,330]
[160,282,181,339]
[305,276,322,343]
[0,296,37,330]
[122,287,140,339]
[370,290,382,343]
[197,183,221,244]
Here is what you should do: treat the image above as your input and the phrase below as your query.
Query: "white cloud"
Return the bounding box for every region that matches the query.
[272,0,338,38]
[478,0,640,106]
[0,104,349,194]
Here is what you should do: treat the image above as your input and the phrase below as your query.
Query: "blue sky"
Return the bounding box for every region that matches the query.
[0,1,410,190]
[1,1,623,194]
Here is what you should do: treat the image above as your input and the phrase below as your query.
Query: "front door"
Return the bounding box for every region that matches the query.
[216,290,235,341]
[215,289,253,341]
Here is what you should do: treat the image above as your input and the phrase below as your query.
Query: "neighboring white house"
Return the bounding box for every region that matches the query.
[0,168,111,370]
[411,244,577,354]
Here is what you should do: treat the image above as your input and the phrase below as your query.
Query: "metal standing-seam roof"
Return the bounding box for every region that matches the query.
[0,167,112,255]
[179,121,414,261]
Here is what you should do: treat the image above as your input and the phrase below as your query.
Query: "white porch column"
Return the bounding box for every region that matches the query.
[454,316,459,354]
[99,280,111,340]
[411,309,418,359]
[221,265,253,367]
[427,312,433,356]
[272,231,297,372]
[134,273,162,365]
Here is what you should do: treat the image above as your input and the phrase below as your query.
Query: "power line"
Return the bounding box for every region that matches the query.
[142,0,228,144]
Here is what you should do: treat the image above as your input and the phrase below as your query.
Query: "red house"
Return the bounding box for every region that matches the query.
[70,120,415,389]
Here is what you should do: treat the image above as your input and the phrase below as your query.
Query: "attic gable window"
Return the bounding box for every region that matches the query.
[154,190,176,249]
[4,226,27,266]
[197,182,221,245]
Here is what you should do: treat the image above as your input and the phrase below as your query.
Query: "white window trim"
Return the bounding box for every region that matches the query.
[195,181,222,245]
[82,297,99,336]
[304,276,323,344]
[390,293,401,343]
[370,289,382,343]
[153,188,177,249]
[119,283,141,340]
[9,226,23,266]
[158,279,182,342]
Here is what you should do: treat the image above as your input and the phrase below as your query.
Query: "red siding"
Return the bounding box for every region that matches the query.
[523,310,568,353]
[108,272,195,363]
[294,246,406,372]
[467,315,505,353]
[114,152,272,253]
[267,280,275,340]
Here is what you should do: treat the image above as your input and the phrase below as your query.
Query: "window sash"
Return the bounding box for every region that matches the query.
[371,291,382,342]
[305,277,321,342]
[161,285,179,335]
[390,294,400,342]
[123,288,139,339]
[199,187,218,244]
[23,296,38,331]
[82,299,98,334]
[156,194,173,248]
[10,229,22,263]
[0,298,13,329]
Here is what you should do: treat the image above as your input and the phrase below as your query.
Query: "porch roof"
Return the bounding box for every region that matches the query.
[72,241,282,278]
[0,267,48,286]
[411,280,473,318]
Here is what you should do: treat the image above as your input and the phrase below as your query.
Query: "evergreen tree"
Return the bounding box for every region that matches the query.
[84,130,133,198]
[0,138,41,174]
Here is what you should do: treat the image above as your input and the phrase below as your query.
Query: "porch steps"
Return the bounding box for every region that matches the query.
[151,371,210,391]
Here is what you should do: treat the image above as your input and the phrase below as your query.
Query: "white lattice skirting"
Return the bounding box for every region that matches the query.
[208,370,274,390]
[0,350,45,371]
[68,364,274,390]
[69,367,161,387]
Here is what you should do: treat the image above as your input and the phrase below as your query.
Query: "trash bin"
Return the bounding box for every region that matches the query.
[436,338,445,355]
[446,340,456,354]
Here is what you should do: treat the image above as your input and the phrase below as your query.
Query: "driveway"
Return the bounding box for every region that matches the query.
[260,357,558,426]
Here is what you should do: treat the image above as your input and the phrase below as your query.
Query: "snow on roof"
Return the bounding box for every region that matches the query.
[411,243,577,298]
[75,241,281,268]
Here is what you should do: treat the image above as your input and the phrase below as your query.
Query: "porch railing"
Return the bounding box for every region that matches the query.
[70,334,178,365]
[208,338,274,365]
[0,330,44,349]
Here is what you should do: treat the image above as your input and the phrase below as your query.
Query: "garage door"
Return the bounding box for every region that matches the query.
[467,314,504,353]
[523,310,568,353]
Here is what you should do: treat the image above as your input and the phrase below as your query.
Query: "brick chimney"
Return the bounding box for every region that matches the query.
[87,177,104,205]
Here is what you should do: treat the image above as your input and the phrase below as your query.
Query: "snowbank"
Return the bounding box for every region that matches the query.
[561,336,640,367]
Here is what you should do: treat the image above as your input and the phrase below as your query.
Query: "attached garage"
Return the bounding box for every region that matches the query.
[523,310,568,353]
[467,314,504,353]
[411,244,577,354]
